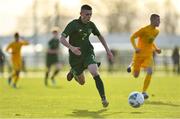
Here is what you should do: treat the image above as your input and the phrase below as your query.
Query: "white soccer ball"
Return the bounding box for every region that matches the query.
[128,91,144,108]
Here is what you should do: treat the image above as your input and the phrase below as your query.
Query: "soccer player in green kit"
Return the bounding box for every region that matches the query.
[45,28,62,86]
[59,4,113,108]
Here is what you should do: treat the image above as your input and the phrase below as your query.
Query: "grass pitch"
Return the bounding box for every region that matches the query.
[0,71,180,118]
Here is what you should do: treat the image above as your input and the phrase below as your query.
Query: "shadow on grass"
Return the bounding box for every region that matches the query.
[66,109,110,118]
[145,100,180,107]
[66,109,126,118]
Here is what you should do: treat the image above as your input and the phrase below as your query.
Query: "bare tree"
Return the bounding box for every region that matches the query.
[81,0,138,33]
[53,2,61,27]
[105,0,137,33]
[163,0,179,35]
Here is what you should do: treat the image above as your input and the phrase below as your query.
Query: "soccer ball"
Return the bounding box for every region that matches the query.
[128,91,144,108]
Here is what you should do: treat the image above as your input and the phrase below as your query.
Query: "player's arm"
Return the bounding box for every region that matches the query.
[97,35,113,61]
[153,43,161,54]
[21,40,29,45]
[91,22,113,61]
[130,29,143,53]
[5,43,13,54]
[153,30,161,54]
[59,35,81,56]
[60,21,81,56]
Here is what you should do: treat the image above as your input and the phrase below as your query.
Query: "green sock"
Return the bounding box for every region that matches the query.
[93,75,106,100]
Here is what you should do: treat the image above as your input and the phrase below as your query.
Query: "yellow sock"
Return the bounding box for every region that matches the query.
[142,74,152,92]
[12,72,19,84]
[14,75,19,84]
[11,72,16,83]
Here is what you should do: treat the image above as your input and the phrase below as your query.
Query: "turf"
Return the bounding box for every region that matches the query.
[0,71,180,118]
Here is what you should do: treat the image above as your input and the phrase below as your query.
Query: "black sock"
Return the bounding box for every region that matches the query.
[45,72,49,80]
[93,75,106,100]
[51,69,59,79]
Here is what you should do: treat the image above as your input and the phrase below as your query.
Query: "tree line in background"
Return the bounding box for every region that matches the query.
[17,0,180,38]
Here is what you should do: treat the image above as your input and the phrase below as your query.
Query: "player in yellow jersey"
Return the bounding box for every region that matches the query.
[127,14,161,99]
[6,32,29,88]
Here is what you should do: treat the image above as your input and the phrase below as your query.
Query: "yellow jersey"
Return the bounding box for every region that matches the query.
[131,25,159,56]
[6,40,29,62]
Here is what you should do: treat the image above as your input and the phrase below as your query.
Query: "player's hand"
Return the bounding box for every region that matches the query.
[70,46,81,56]
[155,48,161,54]
[107,50,114,62]
[135,48,141,53]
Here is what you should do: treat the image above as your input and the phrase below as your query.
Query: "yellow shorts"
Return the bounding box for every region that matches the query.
[132,54,153,73]
[12,60,22,71]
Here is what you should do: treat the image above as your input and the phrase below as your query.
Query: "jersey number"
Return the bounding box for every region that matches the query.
[82,33,87,40]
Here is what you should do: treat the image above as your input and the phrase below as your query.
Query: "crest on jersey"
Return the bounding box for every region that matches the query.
[88,29,92,34]
[79,29,82,32]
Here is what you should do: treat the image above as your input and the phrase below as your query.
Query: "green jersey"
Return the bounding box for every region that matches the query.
[48,37,59,50]
[62,18,100,67]
[46,37,59,67]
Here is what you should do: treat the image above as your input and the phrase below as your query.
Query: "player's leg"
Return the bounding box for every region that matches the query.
[51,63,61,84]
[13,70,20,88]
[9,62,20,88]
[8,71,15,85]
[71,65,85,85]
[13,61,22,88]
[133,70,140,78]
[45,54,52,86]
[67,66,85,85]
[133,65,140,78]
[44,65,51,86]
[76,73,85,85]
[66,62,83,82]
[132,56,142,78]
[127,61,133,73]
[88,63,109,107]
[67,70,74,81]
[142,56,154,99]
[8,60,15,85]
[142,67,153,99]
[67,62,101,81]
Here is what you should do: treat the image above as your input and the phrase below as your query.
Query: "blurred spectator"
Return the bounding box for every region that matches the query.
[171,46,180,74]
[163,50,169,74]
[22,56,27,73]
[0,48,5,76]
[153,51,156,71]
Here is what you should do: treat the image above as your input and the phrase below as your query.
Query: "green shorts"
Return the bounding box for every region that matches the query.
[69,53,98,76]
[46,53,59,67]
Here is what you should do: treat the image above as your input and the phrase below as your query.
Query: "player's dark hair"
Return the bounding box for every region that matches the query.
[81,4,92,11]
[14,32,19,38]
[150,14,159,21]
[52,30,58,33]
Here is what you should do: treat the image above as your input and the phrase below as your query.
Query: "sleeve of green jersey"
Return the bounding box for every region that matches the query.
[92,22,101,36]
[61,21,75,38]
[48,40,53,49]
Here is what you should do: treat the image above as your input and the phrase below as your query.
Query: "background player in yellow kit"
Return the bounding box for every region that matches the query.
[6,32,29,88]
[127,14,161,99]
